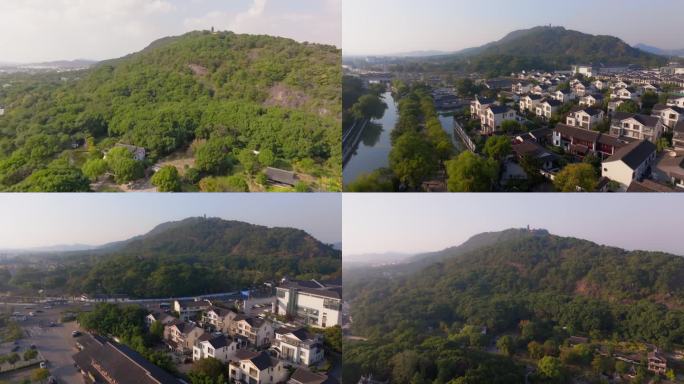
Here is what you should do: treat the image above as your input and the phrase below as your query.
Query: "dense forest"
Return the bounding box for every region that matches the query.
[344,229,684,383]
[3,217,341,298]
[386,26,667,77]
[0,31,341,192]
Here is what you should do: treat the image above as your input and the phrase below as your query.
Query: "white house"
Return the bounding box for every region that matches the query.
[229,351,289,384]
[610,87,641,101]
[652,104,684,131]
[193,334,247,363]
[273,328,324,366]
[229,315,274,348]
[482,105,518,134]
[520,94,543,112]
[553,89,576,103]
[164,322,206,354]
[174,300,210,322]
[113,143,146,161]
[470,96,495,120]
[0,106,5,116]
[602,140,657,190]
[610,112,664,142]
[145,312,176,328]
[593,80,607,90]
[572,65,593,77]
[536,99,562,120]
[566,107,605,130]
[203,306,238,333]
[276,279,342,329]
[579,94,604,107]
[667,96,684,108]
[512,82,533,95]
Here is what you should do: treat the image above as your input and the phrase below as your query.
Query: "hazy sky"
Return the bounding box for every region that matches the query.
[343,0,684,56]
[0,194,341,249]
[344,194,684,257]
[0,0,341,63]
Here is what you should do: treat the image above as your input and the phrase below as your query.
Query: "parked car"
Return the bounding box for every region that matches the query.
[11,345,20,352]
[72,331,82,337]
[47,377,57,384]
[40,361,47,369]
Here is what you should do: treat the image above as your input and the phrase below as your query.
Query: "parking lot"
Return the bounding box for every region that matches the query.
[1,302,85,384]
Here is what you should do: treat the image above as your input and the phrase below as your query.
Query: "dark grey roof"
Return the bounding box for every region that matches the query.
[488,105,512,114]
[476,96,495,105]
[234,315,266,328]
[554,124,599,143]
[265,167,297,186]
[525,94,543,100]
[289,368,339,384]
[605,140,656,169]
[249,351,276,371]
[676,121,684,134]
[612,113,660,128]
[544,99,562,107]
[207,335,230,349]
[276,327,312,341]
[652,104,684,114]
[72,334,181,384]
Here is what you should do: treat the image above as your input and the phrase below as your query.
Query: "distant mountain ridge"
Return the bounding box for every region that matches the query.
[388,26,667,76]
[634,43,684,58]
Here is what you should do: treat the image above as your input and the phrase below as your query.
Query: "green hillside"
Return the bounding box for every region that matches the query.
[5,217,341,298]
[344,229,684,383]
[0,31,341,191]
[403,26,667,76]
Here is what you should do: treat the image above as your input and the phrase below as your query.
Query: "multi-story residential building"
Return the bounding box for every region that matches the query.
[602,140,657,190]
[193,334,247,363]
[675,121,684,152]
[145,312,176,328]
[229,351,289,384]
[553,124,624,159]
[648,351,668,375]
[276,280,342,329]
[520,94,543,112]
[470,96,495,120]
[174,300,210,322]
[610,86,641,101]
[566,107,605,130]
[553,89,576,103]
[482,105,517,134]
[512,82,533,95]
[667,96,684,108]
[273,327,325,366]
[203,306,238,333]
[652,104,684,131]
[164,322,206,354]
[536,99,562,120]
[610,112,664,142]
[229,315,274,348]
[579,94,604,107]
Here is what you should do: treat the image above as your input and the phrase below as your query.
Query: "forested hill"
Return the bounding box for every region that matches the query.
[395,26,666,76]
[0,30,341,191]
[344,229,684,383]
[5,217,341,298]
[102,217,339,259]
[348,228,684,340]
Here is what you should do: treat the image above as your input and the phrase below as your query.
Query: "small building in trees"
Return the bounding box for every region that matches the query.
[648,350,667,375]
[265,167,297,187]
[113,143,146,161]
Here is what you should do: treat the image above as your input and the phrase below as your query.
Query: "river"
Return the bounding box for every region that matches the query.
[343,93,461,185]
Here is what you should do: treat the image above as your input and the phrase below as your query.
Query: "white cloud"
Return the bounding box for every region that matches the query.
[0,0,179,62]
[0,0,339,63]
[184,0,340,46]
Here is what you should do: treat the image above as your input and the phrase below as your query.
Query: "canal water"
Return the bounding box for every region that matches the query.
[343,92,398,185]
[343,93,462,185]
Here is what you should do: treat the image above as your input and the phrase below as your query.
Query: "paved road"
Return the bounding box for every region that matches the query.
[2,304,84,384]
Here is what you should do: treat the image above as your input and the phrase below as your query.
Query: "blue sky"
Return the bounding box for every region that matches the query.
[344,194,684,256]
[343,0,684,55]
[0,194,341,249]
[0,0,340,63]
